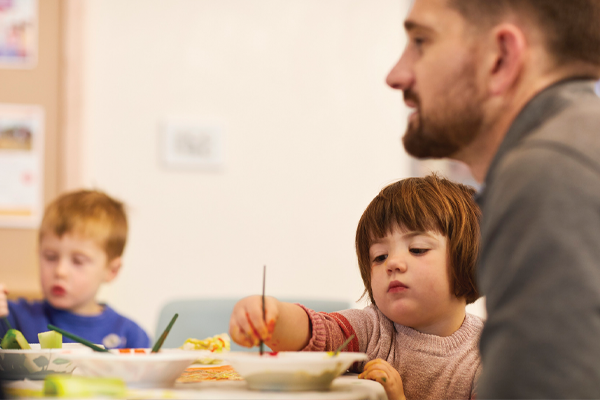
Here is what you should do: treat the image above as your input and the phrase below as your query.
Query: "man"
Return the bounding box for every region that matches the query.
[386,0,600,398]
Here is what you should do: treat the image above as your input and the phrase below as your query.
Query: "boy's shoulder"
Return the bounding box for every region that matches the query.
[8,298,48,318]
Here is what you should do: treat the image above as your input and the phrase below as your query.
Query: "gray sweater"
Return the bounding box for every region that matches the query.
[301,304,483,400]
[476,79,600,398]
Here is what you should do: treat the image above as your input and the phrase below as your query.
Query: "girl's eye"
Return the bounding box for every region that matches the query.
[410,248,429,255]
[373,254,388,263]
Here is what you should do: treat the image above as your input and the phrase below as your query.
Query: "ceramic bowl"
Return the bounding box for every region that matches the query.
[222,351,368,391]
[61,348,198,388]
[0,343,94,380]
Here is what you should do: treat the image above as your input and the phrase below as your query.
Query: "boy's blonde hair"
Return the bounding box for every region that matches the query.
[39,190,128,261]
[356,174,481,305]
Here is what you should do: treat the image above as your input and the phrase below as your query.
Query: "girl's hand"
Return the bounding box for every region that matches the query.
[0,283,8,318]
[229,295,279,348]
[359,358,406,400]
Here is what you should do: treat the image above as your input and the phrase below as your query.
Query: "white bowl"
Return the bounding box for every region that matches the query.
[0,343,94,380]
[61,348,198,388]
[222,351,368,391]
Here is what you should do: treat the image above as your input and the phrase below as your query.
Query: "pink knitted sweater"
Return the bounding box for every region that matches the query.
[299,304,483,400]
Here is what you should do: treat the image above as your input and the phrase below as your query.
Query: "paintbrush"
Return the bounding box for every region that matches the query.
[48,324,109,353]
[260,265,266,356]
[151,313,178,353]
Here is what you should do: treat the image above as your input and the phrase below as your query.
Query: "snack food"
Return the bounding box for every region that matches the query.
[39,331,62,349]
[180,333,230,364]
[180,333,230,353]
[1,329,31,350]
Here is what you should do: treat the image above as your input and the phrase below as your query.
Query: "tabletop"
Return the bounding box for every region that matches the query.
[3,370,388,400]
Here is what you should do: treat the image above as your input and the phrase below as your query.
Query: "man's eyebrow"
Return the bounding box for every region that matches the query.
[404,20,435,34]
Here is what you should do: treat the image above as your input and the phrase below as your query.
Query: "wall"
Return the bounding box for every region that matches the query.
[74,0,485,337]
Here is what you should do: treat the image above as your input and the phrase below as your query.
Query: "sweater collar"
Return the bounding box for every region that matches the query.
[476,78,597,206]
[393,313,483,356]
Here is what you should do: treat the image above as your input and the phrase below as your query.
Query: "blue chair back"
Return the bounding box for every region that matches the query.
[154,298,354,352]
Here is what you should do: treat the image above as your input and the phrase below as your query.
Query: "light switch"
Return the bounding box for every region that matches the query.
[161,120,223,169]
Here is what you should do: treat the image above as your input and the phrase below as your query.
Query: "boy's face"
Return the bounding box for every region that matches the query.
[369,226,466,336]
[39,232,121,315]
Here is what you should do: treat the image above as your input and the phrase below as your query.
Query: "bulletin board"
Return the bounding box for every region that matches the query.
[0,0,61,300]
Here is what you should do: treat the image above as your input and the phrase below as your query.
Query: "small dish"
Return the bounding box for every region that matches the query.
[223,351,368,391]
[0,343,94,380]
[61,348,198,388]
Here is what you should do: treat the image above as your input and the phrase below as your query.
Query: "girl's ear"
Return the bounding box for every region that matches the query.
[486,23,527,95]
[104,257,122,283]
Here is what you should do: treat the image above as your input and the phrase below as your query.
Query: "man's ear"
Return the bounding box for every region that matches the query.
[104,257,122,283]
[487,23,527,95]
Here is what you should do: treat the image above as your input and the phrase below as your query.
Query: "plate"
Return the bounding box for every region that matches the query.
[61,348,198,388]
[222,351,368,391]
[0,343,94,380]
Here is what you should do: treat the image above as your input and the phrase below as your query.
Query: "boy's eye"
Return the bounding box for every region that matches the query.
[72,256,86,266]
[372,254,388,263]
[42,253,58,262]
[410,248,429,255]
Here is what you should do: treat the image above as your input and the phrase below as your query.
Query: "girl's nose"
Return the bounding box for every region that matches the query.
[386,52,414,91]
[386,254,408,273]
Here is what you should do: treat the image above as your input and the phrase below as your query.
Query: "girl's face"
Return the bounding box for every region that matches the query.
[369,226,466,336]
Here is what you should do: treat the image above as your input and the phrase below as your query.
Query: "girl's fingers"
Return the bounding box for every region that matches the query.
[359,369,389,385]
[228,324,253,347]
[263,297,279,337]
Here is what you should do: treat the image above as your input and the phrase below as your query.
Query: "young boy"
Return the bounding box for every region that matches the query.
[229,175,483,400]
[0,190,149,349]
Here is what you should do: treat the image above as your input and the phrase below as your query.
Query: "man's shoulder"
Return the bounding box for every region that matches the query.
[525,95,600,160]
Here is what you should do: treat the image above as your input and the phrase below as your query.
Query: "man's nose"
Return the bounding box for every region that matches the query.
[386,52,414,91]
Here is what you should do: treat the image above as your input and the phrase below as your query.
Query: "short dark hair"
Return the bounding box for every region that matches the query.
[448,0,600,69]
[355,174,481,305]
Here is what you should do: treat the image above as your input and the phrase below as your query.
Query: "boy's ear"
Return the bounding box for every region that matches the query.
[103,257,122,283]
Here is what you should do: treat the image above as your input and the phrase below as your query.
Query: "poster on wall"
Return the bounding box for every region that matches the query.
[0,0,37,69]
[0,103,44,228]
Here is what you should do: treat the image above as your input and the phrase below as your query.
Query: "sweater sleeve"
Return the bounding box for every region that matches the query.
[297,303,395,374]
[297,304,359,353]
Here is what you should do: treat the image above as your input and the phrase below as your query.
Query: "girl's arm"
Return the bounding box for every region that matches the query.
[229,295,310,351]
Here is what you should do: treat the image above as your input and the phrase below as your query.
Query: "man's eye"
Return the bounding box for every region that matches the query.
[373,254,388,263]
[412,37,427,48]
[410,248,429,255]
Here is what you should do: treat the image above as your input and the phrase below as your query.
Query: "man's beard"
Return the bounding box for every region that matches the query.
[402,73,484,159]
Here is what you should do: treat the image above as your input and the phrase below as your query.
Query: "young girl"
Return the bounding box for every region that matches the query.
[229,175,483,400]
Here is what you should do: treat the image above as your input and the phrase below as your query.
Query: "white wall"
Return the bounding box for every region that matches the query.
[77,0,484,337]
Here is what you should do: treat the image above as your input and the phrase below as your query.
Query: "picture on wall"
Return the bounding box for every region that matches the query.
[0,0,37,69]
[0,103,44,228]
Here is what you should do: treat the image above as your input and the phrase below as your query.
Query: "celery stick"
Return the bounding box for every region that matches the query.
[39,330,63,349]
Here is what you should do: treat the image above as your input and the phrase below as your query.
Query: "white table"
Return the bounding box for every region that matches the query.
[4,374,388,400]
